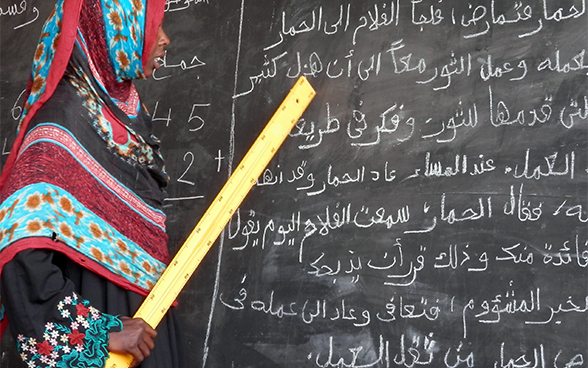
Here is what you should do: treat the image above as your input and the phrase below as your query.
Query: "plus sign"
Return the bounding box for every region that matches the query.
[215,150,225,172]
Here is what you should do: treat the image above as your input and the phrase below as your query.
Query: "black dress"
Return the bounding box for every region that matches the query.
[1,249,186,368]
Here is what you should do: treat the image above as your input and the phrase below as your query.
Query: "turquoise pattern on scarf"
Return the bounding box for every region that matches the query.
[19,123,166,231]
[0,183,165,291]
[101,0,147,81]
[17,0,65,133]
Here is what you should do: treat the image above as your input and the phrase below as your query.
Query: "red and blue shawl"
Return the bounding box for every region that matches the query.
[0,0,167,337]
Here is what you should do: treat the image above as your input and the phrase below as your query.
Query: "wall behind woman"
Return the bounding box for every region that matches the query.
[2,0,588,367]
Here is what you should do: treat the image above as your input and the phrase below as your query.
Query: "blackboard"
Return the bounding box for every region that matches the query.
[2,0,588,367]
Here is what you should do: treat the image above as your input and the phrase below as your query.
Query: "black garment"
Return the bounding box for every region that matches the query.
[1,249,186,368]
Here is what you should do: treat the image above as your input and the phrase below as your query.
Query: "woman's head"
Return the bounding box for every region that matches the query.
[75,0,169,102]
[0,0,169,190]
[143,25,170,78]
[88,0,169,81]
[21,0,168,110]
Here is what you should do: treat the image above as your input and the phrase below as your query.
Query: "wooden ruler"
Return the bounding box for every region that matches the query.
[104,76,315,367]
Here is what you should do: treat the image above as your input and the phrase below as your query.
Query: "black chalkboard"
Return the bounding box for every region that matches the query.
[2,0,588,367]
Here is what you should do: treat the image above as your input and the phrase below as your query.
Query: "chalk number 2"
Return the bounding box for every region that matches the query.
[177,151,196,185]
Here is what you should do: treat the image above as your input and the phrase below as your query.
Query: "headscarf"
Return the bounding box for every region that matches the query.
[0,0,165,186]
[0,0,168,334]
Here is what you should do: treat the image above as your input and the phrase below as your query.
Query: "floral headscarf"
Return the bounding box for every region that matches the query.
[102,0,152,81]
[0,0,166,190]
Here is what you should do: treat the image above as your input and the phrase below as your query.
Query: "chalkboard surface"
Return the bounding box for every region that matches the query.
[2,0,588,367]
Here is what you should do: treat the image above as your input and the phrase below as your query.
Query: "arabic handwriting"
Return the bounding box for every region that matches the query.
[441,194,493,224]
[1,0,39,29]
[507,150,575,181]
[164,0,208,12]
[411,0,444,29]
[502,183,543,222]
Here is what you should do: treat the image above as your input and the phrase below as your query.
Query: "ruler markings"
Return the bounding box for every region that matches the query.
[104,76,315,367]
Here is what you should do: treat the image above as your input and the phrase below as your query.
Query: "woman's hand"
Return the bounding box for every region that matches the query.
[108,317,158,367]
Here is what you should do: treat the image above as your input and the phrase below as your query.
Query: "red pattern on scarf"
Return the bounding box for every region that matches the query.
[79,0,132,102]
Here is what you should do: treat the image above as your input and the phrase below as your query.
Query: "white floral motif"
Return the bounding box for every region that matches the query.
[15,293,121,368]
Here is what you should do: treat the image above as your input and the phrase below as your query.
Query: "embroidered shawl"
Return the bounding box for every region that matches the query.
[0,0,167,335]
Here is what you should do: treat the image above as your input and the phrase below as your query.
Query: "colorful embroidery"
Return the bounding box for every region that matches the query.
[0,183,165,291]
[16,293,121,368]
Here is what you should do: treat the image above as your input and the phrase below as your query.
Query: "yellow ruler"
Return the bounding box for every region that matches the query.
[104,76,315,368]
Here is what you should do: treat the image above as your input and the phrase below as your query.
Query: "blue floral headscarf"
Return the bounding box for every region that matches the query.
[1,0,165,190]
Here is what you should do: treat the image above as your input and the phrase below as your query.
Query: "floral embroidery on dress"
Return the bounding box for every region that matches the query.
[16,293,121,368]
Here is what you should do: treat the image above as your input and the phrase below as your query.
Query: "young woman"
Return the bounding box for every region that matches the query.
[0,0,185,366]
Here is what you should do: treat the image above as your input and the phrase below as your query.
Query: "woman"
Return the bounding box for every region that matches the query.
[0,0,185,366]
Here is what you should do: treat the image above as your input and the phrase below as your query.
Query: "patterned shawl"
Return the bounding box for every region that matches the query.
[0,0,167,333]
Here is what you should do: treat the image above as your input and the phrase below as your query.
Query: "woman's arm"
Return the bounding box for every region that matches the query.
[1,248,155,367]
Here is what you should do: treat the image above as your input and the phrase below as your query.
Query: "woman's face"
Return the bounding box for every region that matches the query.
[144,25,170,78]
